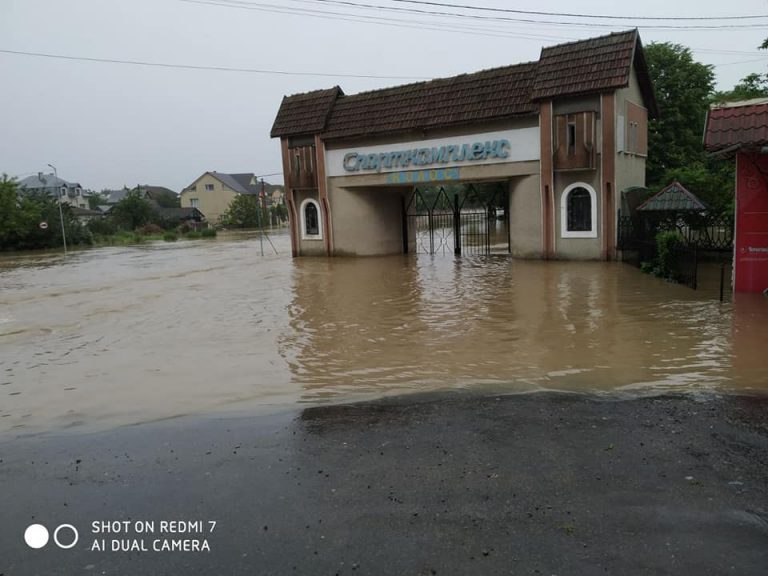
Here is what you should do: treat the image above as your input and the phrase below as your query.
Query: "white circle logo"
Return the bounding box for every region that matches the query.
[53,524,79,549]
[24,524,49,549]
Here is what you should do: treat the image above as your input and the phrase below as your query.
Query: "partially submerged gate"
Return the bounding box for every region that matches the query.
[404,185,508,256]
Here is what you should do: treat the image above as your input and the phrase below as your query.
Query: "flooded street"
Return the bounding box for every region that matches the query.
[1,232,767,435]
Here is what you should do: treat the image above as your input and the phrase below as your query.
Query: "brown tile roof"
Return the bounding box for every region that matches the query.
[270,86,343,138]
[271,30,656,140]
[321,62,538,140]
[704,100,768,153]
[531,29,656,115]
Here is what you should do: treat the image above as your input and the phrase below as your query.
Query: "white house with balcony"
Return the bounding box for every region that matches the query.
[17,173,89,209]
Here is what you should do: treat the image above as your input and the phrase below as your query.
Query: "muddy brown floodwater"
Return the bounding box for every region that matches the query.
[1,230,766,435]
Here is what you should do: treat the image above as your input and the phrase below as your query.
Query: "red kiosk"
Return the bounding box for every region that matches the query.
[705,100,768,294]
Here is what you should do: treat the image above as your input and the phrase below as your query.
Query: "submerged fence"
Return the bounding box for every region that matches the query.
[617,212,733,290]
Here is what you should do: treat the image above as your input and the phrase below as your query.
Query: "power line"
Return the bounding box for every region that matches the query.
[717,57,768,67]
[181,0,574,41]
[386,0,768,21]
[0,49,430,80]
[203,0,768,30]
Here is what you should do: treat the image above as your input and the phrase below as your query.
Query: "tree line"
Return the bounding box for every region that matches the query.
[645,40,768,214]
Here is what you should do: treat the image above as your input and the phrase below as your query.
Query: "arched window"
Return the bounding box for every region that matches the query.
[300,198,323,240]
[561,183,597,238]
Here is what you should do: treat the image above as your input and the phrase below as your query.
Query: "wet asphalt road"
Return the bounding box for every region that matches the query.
[1,392,767,576]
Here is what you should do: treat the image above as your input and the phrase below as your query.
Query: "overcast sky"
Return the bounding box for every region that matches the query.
[2,0,767,192]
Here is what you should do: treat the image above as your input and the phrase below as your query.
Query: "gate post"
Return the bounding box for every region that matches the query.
[401,195,408,254]
[454,193,461,255]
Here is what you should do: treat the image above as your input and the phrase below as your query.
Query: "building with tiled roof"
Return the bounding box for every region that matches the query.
[704,99,768,293]
[272,30,656,260]
[180,171,281,224]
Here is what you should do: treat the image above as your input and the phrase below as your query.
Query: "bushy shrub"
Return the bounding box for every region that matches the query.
[200,228,217,238]
[87,218,117,236]
[655,230,683,279]
[641,231,684,280]
[186,230,202,239]
[163,231,178,242]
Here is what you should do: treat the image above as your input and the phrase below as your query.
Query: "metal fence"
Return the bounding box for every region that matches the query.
[617,212,732,290]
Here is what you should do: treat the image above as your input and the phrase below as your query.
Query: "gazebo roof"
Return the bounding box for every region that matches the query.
[637,181,708,212]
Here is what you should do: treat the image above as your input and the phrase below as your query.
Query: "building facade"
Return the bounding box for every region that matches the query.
[180,172,267,225]
[17,173,88,209]
[271,30,656,260]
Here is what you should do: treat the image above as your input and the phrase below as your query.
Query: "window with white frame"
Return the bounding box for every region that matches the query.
[300,198,322,240]
[189,198,199,208]
[205,183,214,191]
[561,183,597,238]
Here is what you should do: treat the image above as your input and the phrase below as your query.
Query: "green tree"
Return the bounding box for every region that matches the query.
[0,175,23,248]
[661,162,735,214]
[0,176,90,250]
[221,195,264,228]
[110,191,153,230]
[712,73,768,103]
[87,191,107,210]
[645,42,715,186]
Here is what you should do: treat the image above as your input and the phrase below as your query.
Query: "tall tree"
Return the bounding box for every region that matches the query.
[221,195,266,228]
[644,43,715,186]
[110,192,153,230]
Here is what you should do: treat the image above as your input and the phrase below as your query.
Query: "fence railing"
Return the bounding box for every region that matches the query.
[617,212,731,290]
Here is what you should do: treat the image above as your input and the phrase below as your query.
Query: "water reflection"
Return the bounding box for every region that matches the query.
[282,257,768,400]
[285,254,766,404]
[1,233,767,435]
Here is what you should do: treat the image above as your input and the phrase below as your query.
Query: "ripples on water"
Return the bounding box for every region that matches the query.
[1,231,766,434]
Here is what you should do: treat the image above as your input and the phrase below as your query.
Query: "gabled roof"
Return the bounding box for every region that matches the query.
[531,29,657,116]
[69,206,104,217]
[321,62,538,140]
[155,207,204,221]
[637,181,708,212]
[135,185,178,198]
[271,87,343,138]
[104,189,129,203]
[704,99,768,154]
[271,30,656,141]
[209,172,259,195]
[17,173,81,191]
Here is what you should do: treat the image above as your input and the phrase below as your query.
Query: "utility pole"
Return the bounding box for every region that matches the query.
[47,163,67,254]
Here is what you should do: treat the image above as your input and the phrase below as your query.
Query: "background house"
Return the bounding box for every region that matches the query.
[17,173,89,209]
[180,172,282,224]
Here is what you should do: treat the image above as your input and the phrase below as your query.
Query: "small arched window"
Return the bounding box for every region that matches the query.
[561,183,597,238]
[300,198,323,240]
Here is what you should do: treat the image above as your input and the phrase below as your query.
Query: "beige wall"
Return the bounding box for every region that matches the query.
[615,67,648,209]
[508,174,542,258]
[328,185,405,256]
[180,173,238,224]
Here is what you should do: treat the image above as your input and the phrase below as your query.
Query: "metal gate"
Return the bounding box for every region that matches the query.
[405,185,508,256]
